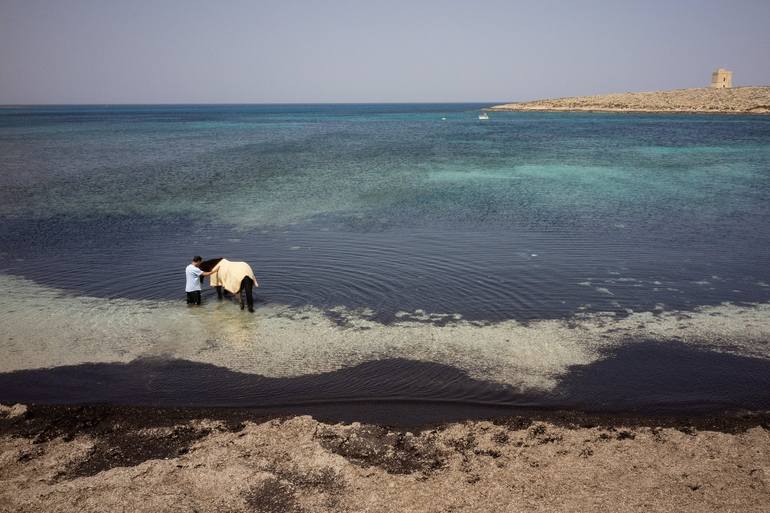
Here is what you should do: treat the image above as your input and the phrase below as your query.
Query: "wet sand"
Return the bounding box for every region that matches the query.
[2,404,768,512]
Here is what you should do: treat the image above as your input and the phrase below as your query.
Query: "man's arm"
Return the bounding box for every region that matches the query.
[201,269,218,277]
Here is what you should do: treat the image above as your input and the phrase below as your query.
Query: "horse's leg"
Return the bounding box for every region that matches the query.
[239,277,245,310]
[216,285,223,300]
[245,278,254,313]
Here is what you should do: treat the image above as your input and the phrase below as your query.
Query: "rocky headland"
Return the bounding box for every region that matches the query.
[489,87,770,114]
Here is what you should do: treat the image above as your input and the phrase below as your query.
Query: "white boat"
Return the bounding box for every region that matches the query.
[478,112,489,120]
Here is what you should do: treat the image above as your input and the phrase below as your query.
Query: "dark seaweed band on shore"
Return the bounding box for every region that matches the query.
[2,341,769,426]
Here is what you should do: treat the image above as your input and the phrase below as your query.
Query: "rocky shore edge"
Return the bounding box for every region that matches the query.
[1,403,769,512]
[488,86,770,115]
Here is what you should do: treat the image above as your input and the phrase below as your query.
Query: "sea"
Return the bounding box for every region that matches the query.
[1,104,769,423]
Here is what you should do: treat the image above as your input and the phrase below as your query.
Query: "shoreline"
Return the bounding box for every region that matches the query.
[4,402,770,433]
[488,86,770,115]
[485,107,770,116]
[2,403,768,512]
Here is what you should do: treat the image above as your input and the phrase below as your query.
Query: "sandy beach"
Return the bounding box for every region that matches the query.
[2,403,769,513]
[489,86,770,114]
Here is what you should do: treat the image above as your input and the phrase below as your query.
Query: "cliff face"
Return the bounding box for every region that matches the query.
[489,87,770,114]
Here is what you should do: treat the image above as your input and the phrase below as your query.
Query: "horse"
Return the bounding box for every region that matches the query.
[199,257,259,312]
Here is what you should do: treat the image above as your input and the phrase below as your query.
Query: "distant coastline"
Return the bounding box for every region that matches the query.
[488,86,770,115]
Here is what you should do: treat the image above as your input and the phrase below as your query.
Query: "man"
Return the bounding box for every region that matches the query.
[185,256,217,305]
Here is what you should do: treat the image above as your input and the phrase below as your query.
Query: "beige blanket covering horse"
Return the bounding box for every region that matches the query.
[210,258,259,294]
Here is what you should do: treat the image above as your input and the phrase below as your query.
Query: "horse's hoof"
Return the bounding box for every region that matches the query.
[248,308,254,313]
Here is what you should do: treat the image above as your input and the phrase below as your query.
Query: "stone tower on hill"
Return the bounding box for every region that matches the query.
[711,68,733,89]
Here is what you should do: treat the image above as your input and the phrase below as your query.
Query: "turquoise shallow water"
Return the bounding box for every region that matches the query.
[1,104,769,319]
[1,104,769,414]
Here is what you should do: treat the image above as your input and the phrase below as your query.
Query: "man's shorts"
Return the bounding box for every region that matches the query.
[186,291,201,305]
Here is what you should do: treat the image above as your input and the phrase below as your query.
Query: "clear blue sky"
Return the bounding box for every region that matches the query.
[1,0,768,104]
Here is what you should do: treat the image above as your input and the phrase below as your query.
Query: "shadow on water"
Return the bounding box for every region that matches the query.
[1,341,769,425]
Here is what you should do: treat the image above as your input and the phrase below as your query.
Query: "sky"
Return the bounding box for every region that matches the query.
[1,0,769,104]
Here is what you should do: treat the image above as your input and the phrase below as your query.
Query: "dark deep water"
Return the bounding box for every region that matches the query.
[1,104,769,419]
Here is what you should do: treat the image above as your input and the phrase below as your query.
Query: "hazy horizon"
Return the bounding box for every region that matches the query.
[1,0,769,105]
